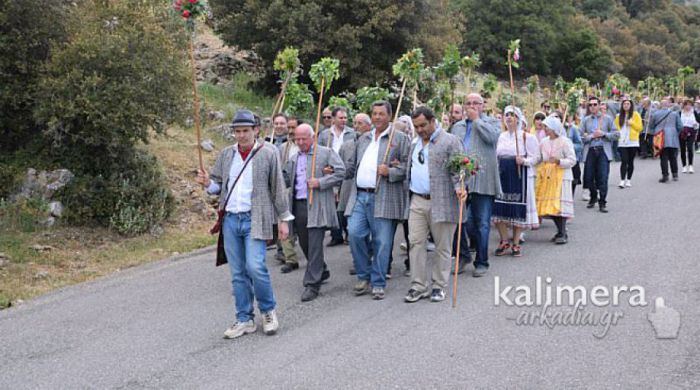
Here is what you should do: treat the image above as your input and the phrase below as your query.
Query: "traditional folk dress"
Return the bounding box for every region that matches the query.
[493,106,541,229]
[536,116,576,219]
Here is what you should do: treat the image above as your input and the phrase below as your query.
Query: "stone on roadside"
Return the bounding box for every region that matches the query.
[13,168,75,202]
[0,253,9,268]
[30,244,55,252]
[208,110,226,121]
[200,139,215,152]
[49,201,64,218]
[34,271,50,279]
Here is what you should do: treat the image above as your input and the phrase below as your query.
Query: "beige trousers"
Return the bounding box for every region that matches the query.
[280,236,298,264]
[408,196,456,292]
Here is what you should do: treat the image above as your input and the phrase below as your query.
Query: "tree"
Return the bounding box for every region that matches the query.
[0,0,71,153]
[211,0,460,95]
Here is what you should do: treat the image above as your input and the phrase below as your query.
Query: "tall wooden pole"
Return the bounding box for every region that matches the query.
[375,78,407,190]
[508,50,521,178]
[309,77,326,205]
[452,180,466,308]
[189,36,204,173]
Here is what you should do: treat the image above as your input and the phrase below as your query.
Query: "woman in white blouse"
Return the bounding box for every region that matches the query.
[680,99,699,173]
[492,106,540,257]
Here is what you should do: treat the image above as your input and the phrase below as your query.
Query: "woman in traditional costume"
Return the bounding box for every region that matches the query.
[536,115,576,244]
[492,106,540,257]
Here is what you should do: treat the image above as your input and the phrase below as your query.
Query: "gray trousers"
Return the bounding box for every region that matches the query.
[293,200,326,291]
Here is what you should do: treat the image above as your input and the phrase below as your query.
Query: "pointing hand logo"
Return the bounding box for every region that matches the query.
[647,297,681,339]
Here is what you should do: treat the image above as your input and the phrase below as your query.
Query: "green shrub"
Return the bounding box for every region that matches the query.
[0,197,49,233]
[58,149,174,236]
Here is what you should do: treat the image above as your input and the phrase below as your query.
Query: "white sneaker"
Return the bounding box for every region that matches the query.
[426,241,436,252]
[690,166,695,174]
[261,310,279,335]
[682,166,688,173]
[618,180,625,188]
[625,179,631,187]
[224,320,256,339]
[582,189,590,201]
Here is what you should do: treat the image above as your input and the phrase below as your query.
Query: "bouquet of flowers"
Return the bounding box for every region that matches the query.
[446,153,480,181]
[173,0,206,29]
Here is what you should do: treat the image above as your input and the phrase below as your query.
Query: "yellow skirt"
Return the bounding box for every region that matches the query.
[536,163,564,217]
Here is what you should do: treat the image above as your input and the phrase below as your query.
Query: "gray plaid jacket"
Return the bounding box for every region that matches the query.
[449,114,502,197]
[404,130,467,224]
[209,142,292,240]
[284,146,345,229]
[344,127,410,220]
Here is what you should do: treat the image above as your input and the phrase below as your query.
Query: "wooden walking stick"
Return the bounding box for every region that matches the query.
[189,37,204,173]
[507,40,521,177]
[375,78,407,190]
[452,177,466,308]
[308,57,340,205]
[309,77,325,205]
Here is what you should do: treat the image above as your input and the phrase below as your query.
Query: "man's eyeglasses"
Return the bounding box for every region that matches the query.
[588,103,599,107]
[418,148,425,164]
[323,116,332,119]
[465,101,482,106]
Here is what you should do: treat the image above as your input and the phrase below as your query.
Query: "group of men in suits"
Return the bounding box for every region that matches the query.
[195,94,505,339]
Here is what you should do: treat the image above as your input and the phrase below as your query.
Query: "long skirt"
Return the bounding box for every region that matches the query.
[492,157,539,229]
[536,163,574,219]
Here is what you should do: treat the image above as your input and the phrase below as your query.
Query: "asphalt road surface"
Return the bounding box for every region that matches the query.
[1,158,699,389]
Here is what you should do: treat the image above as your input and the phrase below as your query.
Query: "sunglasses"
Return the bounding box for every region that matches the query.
[323,116,332,119]
[543,105,551,109]
[504,112,516,117]
[588,103,599,107]
[418,148,425,164]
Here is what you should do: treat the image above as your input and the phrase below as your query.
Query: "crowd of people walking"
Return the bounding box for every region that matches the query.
[195,91,700,340]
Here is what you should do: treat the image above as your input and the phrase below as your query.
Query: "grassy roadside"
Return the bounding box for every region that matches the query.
[0,70,274,309]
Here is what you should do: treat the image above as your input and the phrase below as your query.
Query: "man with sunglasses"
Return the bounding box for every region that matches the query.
[580,96,619,213]
[403,106,467,303]
[321,107,333,130]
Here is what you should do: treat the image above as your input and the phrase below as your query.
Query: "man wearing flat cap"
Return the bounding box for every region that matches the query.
[196,109,293,340]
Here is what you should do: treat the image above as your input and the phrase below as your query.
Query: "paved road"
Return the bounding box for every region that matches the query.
[1,158,699,389]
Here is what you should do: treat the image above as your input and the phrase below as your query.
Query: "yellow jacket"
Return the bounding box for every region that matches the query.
[614,111,643,142]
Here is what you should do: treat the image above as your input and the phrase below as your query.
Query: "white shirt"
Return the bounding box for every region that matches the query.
[618,123,639,148]
[330,127,349,154]
[356,129,384,189]
[410,140,430,194]
[681,111,699,130]
[225,142,256,213]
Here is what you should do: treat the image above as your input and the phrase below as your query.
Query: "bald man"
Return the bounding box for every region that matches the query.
[283,124,345,302]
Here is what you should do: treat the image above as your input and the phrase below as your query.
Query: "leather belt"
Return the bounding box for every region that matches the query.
[411,191,431,200]
[357,187,375,193]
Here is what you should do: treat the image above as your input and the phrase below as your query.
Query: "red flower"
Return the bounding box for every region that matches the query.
[182,9,190,18]
[189,0,198,3]
[173,0,182,10]
[463,157,470,164]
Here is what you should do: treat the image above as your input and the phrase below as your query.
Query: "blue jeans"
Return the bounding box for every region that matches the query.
[583,147,610,205]
[347,191,395,288]
[466,193,495,269]
[223,212,276,322]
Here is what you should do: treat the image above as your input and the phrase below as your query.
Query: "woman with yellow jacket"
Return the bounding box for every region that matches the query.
[614,99,643,188]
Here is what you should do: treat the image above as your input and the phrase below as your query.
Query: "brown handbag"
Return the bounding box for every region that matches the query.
[211,145,262,266]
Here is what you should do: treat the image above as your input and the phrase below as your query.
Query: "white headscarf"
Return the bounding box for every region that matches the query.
[503,105,527,133]
[543,115,565,137]
[397,115,415,136]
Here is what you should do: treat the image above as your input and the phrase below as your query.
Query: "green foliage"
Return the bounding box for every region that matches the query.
[283,81,315,118]
[34,1,189,176]
[354,86,390,114]
[211,0,460,94]
[0,0,71,153]
[392,49,425,85]
[273,46,302,85]
[327,96,354,117]
[497,91,523,111]
[0,197,49,233]
[482,74,499,98]
[309,57,340,94]
[435,45,462,84]
[58,149,173,236]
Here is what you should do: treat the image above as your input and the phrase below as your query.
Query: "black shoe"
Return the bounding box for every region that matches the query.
[551,233,562,243]
[586,201,596,209]
[301,288,319,302]
[327,238,344,247]
[275,253,287,263]
[555,234,568,245]
[672,175,679,181]
[349,267,356,275]
[321,269,330,283]
[599,204,608,213]
[281,263,299,273]
[659,176,669,183]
